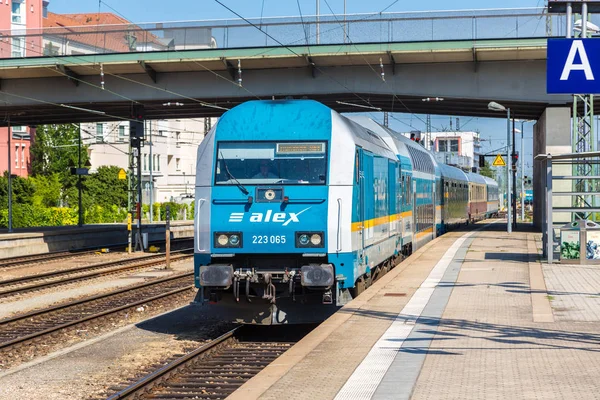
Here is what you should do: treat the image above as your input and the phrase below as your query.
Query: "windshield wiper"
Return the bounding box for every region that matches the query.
[219,151,249,195]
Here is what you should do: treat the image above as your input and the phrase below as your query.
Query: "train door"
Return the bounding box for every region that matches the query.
[432,179,437,239]
[412,178,418,251]
[356,148,365,262]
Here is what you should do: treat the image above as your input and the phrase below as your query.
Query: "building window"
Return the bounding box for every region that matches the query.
[96,123,104,143]
[118,125,125,141]
[153,155,157,171]
[157,155,160,172]
[11,37,24,58]
[21,146,25,168]
[158,130,164,136]
[143,154,147,171]
[176,158,180,171]
[15,145,19,167]
[439,139,459,153]
[176,132,181,148]
[11,1,23,24]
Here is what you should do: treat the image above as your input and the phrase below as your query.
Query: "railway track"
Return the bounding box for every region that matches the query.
[105,325,314,400]
[0,238,193,270]
[0,272,194,364]
[0,250,193,298]
[0,250,96,269]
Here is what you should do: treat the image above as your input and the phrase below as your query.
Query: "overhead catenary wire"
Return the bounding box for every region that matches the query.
[321,0,445,132]
[213,0,378,110]
[4,41,221,136]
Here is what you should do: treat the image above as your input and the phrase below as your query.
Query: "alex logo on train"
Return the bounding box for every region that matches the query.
[228,207,311,226]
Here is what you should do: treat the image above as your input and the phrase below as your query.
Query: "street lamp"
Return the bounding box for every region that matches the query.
[488,101,512,234]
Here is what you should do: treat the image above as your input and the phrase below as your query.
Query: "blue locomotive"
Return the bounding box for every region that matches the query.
[193,100,498,324]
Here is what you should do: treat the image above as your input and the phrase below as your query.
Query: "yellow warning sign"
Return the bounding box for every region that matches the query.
[118,169,127,180]
[492,154,506,167]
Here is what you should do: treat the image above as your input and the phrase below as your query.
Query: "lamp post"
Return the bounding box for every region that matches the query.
[488,101,512,234]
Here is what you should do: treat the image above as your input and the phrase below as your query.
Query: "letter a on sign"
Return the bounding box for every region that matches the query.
[560,40,595,81]
[492,154,506,167]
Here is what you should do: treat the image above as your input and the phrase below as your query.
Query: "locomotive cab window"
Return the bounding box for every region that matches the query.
[215,141,328,185]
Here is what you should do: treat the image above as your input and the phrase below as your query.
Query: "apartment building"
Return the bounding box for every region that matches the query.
[0,0,45,177]
[83,118,214,202]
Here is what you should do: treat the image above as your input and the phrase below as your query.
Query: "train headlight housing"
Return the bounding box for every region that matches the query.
[299,234,310,246]
[229,234,240,246]
[214,232,243,248]
[295,232,324,248]
[217,234,229,246]
[310,233,322,246]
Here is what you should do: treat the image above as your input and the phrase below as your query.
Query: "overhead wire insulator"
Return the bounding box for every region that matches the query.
[380,57,385,82]
[100,63,105,90]
[237,59,242,87]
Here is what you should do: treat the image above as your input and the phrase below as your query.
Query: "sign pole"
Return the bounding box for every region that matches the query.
[507,108,512,234]
[165,205,171,269]
[127,213,132,254]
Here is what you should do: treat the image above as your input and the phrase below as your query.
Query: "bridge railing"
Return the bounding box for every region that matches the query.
[1,8,564,59]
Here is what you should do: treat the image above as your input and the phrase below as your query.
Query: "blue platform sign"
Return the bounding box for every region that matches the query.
[547,38,600,94]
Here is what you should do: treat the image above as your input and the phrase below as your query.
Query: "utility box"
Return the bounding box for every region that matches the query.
[560,219,600,264]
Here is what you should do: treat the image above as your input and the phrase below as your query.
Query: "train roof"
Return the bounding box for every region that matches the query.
[482,176,499,187]
[438,163,469,181]
[344,115,411,160]
[465,172,487,184]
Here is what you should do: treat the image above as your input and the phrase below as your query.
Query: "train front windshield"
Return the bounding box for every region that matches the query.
[215,141,327,185]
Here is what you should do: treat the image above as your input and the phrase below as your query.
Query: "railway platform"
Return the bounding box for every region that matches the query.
[230,221,600,400]
[0,221,194,258]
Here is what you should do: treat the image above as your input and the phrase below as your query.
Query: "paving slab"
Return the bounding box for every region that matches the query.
[230,222,600,400]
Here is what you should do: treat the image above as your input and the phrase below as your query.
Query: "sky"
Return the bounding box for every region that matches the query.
[45,0,551,177]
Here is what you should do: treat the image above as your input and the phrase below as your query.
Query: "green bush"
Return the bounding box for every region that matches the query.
[0,201,191,228]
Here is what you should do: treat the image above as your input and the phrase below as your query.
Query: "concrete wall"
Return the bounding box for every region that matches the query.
[0,221,193,258]
[533,107,572,230]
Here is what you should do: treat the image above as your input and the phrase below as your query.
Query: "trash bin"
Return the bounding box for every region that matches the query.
[560,219,600,264]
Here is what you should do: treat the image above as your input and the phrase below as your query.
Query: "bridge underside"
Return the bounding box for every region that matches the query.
[0,94,555,127]
[0,39,576,126]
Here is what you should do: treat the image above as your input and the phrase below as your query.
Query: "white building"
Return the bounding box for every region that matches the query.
[82,117,215,202]
[401,130,481,171]
[431,131,482,171]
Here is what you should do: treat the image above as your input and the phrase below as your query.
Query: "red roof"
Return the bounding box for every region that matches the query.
[43,12,164,52]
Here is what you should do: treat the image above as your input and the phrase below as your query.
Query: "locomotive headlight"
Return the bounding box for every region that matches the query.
[214,232,242,248]
[299,234,310,246]
[217,234,229,246]
[229,234,240,246]
[296,232,324,248]
[310,233,322,246]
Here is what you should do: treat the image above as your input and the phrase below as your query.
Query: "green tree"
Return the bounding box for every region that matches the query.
[0,172,35,208]
[479,161,495,179]
[30,173,62,207]
[30,124,89,180]
[84,165,128,208]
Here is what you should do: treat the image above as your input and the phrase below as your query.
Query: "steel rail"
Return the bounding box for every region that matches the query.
[0,237,193,269]
[0,271,193,327]
[0,285,193,351]
[106,327,241,400]
[0,249,193,290]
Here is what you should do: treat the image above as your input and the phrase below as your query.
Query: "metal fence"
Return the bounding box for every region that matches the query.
[1,7,565,59]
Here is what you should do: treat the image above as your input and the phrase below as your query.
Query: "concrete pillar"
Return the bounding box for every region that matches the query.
[533,107,571,230]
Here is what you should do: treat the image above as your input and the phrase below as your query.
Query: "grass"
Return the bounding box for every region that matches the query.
[546,295,555,301]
